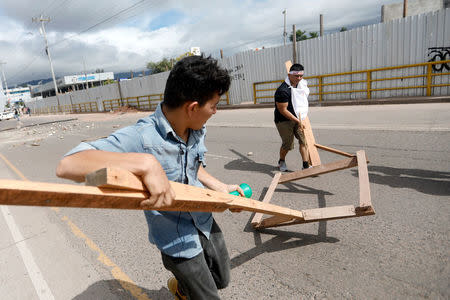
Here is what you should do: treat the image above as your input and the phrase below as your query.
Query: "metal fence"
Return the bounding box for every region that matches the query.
[254,60,450,104]
[30,8,449,113]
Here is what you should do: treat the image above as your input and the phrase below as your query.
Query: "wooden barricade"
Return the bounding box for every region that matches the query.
[250,61,375,229]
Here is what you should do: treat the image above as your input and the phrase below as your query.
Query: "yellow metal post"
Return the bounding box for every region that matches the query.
[318,77,323,102]
[253,83,257,104]
[426,64,432,96]
[367,71,372,99]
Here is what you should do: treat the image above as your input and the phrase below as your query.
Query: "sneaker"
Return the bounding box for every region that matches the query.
[167,277,186,300]
[278,160,288,172]
[302,165,312,170]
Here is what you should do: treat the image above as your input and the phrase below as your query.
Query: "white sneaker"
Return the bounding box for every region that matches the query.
[278,160,287,172]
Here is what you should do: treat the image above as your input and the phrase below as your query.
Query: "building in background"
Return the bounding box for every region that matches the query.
[6,86,32,105]
[381,0,450,22]
[31,71,114,98]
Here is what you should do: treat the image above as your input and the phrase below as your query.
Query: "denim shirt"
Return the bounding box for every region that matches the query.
[65,103,213,258]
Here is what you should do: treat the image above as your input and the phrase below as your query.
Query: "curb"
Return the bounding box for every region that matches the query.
[218,96,450,110]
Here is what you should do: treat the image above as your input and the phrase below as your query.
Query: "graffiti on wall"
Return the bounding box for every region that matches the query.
[427,47,450,72]
[230,64,245,81]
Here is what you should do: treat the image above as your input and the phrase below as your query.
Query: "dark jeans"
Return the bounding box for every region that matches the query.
[161,220,230,300]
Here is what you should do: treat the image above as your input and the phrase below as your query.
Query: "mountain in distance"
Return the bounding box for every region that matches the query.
[17,70,149,87]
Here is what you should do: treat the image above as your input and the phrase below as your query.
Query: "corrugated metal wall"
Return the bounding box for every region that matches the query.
[36,8,449,111]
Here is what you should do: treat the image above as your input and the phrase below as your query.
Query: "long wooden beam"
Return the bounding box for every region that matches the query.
[303,117,321,166]
[0,175,304,220]
[250,172,281,226]
[255,205,375,229]
[278,156,358,183]
[357,150,372,208]
[314,144,355,158]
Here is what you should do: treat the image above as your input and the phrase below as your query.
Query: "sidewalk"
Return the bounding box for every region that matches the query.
[218,95,450,110]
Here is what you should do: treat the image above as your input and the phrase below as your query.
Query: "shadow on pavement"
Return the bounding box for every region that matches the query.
[230,187,338,269]
[224,149,278,174]
[352,165,450,196]
[73,279,172,300]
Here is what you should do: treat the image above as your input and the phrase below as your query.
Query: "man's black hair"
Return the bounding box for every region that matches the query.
[163,55,231,109]
[289,64,304,72]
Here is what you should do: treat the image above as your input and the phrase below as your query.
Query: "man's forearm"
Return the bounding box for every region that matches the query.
[197,165,227,192]
[56,150,156,182]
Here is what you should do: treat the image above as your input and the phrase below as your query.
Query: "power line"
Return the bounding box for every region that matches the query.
[50,0,151,48]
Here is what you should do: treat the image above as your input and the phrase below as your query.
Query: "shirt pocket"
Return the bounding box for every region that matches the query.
[144,145,180,180]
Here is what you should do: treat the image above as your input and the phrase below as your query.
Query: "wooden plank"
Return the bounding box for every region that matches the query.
[285,60,293,72]
[302,205,356,220]
[85,167,304,218]
[303,116,321,166]
[254,215,295,228]
[279,156,358,183]
[314,144,355,158]
[356,150,372,208]
[85,167,145,191]
[0,173,304,219]
[255,205,375,229]
[250,172,282,226]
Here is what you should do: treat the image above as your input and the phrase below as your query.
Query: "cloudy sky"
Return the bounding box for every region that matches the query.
[0,0,398,85]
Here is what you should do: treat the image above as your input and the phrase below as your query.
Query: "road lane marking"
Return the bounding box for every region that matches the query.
[0,153,27,181]
[0,152,151,300]
[1,205,55,300]
[61,216,151,300]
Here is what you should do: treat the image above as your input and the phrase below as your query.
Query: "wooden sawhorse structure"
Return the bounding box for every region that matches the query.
[250,61,375,229]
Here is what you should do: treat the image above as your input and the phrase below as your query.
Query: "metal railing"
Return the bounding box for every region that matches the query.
[103,94,163,111]
[103,92,229,112]
[33,102,99,115]
[253,60,450,104]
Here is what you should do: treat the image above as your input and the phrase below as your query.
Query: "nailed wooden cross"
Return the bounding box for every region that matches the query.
[250,61,375,229]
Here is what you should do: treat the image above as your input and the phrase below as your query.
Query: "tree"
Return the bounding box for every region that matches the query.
[309,32,319,39]
[289,30,319,41]
[95,68,104,73]
[147,52,194,75]
[289,29,308,42]
[340,27,348,32]
[147,58,173,74]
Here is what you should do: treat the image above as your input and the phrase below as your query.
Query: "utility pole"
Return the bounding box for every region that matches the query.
[282,9,287,46]
[83,58,89,90]
[83,58,91,103]
[320,14,324,37]
[32,15,61,112]
[0,61,9,110]
[403,0,408,18]
[0,61,9,94]
[293,25,297,64]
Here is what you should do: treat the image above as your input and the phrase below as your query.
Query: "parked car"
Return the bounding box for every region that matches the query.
[1,111,14,121]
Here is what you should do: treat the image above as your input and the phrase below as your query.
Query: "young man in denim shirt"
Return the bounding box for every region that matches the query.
[57,55,244,299]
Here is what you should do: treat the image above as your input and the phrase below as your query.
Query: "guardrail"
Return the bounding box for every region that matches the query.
[103,92,229,112]
[33,102,99,115]
[103,94,164,111]
[253,60,450,104]
[31,91,230,115]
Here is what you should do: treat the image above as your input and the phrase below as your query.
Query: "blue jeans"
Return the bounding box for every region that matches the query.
[161,220,230,300]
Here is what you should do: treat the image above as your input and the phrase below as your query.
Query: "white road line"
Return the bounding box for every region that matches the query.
[1,206,55,300]
[205,153,235,160]
[206,123,450,131]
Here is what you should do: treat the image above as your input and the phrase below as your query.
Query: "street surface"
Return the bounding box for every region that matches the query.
[0,103,449,299]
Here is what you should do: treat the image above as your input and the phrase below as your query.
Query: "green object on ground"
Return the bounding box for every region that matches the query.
[230,183,252,198]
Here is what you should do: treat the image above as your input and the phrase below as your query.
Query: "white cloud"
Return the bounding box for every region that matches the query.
[0,0,399,85]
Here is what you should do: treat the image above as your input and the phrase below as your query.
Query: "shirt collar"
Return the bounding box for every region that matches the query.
[153,102,205,143]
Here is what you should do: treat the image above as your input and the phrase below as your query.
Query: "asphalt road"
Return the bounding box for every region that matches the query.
[0,103,449,299]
